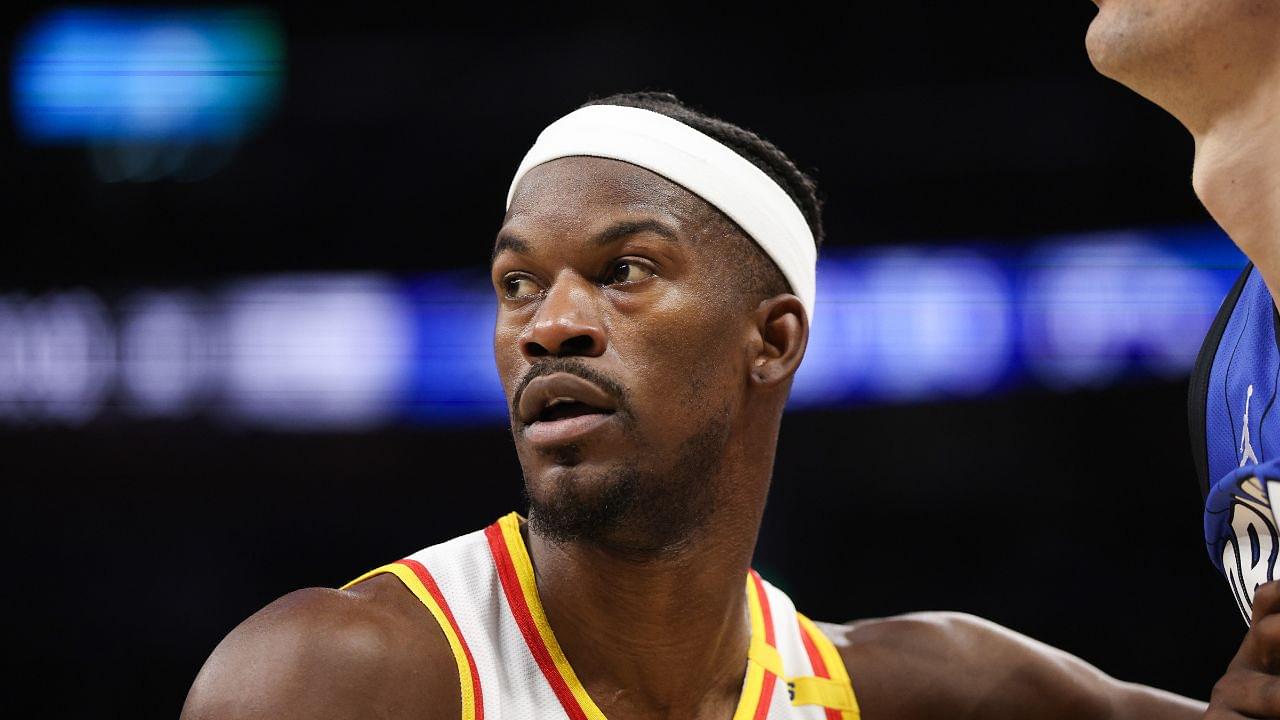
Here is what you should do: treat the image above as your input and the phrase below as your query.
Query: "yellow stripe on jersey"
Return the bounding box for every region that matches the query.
[797,613,860,719]
[731,571,777,720]
[743,572,784,672]
[750,637,785,678]
[342,563,480,720]
[790,677,858,713]
[496,513,609,720]
[731,660,769,720]
[500,513,784,720]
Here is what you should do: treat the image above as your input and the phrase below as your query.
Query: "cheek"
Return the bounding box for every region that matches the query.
[493,321,525,393]
[619,303,744,416]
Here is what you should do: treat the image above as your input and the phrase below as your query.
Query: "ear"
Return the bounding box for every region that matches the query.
[747,294,808,388]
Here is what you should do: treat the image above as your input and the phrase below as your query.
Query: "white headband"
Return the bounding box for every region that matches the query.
[505,104,817,323]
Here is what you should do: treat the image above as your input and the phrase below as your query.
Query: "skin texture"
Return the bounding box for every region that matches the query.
[1086,0,1280,301]
[1086,1,1280,716]
[180,156,1206,720]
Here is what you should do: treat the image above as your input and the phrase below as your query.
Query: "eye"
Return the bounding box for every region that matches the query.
[502,275,541,299]
[606,260,654,286]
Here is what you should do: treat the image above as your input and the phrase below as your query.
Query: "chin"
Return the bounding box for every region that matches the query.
[1084,7,1133,81]
[521,446,635,501]
[523,461,644,547]
[526,457,616,492]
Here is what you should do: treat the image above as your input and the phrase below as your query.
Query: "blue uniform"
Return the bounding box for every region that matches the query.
[1195,263,1280,621]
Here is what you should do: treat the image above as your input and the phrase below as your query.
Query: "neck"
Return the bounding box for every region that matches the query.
[525,423,777,718]
[1190,62,1280,291]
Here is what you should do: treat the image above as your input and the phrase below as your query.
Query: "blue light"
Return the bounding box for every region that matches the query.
[0,224,1251,428]
[1019,233,1237,389]
[12,8,284,143]
[401,273,506,423]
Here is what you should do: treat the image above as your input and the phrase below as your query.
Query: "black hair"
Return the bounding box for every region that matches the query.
[581,92,823,303]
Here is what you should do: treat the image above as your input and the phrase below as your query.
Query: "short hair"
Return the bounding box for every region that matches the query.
[581,92,824,303]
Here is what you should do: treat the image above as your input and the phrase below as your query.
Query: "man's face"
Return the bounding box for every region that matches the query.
[491,156,753,553]
[1085,0,1278,111]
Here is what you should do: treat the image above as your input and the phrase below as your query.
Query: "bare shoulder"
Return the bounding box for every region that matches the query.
[808,612,1201,720]
[181,575,460,720]
[822,610,1078,670]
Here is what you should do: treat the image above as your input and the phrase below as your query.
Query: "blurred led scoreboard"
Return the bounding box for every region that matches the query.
[0,227,1247,429]
[12,7,284,180]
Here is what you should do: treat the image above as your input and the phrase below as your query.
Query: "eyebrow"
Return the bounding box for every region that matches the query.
[491,233,529,265]
[591,219,679,246]
[490,218,679,266]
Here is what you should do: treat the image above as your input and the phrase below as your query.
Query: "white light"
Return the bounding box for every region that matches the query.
[22,291,116,424]
[863,250,1012,399]
[223,276,413,429]
[0,297,26,419]
[1022,237,1201,389]
[121,291,215,416]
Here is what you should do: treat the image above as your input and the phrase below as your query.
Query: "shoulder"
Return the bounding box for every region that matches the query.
[812,612,1117,720]
[181,575,460,720]
[829,610,1064,666]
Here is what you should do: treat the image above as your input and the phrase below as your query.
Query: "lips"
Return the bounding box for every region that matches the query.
[516,372,618,444]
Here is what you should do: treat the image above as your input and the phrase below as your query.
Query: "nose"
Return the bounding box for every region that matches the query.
[519,273,607,359]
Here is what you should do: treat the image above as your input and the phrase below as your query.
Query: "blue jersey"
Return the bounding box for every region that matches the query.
[1194,263,1280,621]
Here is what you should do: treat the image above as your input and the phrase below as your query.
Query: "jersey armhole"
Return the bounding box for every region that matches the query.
[1189,262,1254,500]
[343,561,484,720]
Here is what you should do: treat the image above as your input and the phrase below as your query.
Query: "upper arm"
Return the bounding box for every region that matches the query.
[823,612,1204,720]
[180,583,460,720]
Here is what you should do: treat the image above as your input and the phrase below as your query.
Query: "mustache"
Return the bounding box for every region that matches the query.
[510,358,631,421]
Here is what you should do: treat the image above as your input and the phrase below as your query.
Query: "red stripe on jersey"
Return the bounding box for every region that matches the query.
[483,523,589,720]
[396,558,486,720]
[798,618,842,720]
[749,570,776,646]
[754,671,778,720]
[748,569,779,717]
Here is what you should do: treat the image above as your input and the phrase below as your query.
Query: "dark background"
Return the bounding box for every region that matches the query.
[1,1,1238,717]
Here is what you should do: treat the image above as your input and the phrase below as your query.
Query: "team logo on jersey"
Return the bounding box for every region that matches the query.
[1241,384,1259,467]
[1214,384,1280,624]
[1220,474,1278,623]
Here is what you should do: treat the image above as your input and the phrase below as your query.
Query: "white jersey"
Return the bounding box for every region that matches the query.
[344,513,859,720]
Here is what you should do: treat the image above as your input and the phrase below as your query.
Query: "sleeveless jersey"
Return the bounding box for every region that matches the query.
[1193,263,1280,620]
[343,513,860,720]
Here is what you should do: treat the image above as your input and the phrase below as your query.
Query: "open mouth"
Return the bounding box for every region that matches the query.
[537,398,611,424]
[516,372,620,445]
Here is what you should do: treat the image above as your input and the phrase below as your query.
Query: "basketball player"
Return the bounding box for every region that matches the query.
[1084,0,1280,716]
[180,93,1204,719]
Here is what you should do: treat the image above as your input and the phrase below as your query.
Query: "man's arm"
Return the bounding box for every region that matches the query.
[824,611,1204,720]
[180,576,459,720]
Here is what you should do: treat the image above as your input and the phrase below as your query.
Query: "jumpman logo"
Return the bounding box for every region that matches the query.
[1242,384,1260,467]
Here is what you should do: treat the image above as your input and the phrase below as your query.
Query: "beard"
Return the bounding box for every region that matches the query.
[525,404,731,560]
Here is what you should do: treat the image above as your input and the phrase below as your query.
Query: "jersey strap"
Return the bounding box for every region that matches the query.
[733,568,782,720]
[484,512,608,720]
[341,558,484,720]
[794,613,859,719]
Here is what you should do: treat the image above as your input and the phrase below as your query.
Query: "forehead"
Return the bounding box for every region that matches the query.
[503,156,717,235]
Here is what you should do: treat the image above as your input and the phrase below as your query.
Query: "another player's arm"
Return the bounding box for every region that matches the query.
[180,576,460,720]
[1207,580,1280,718]
[824,612,1205,720]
